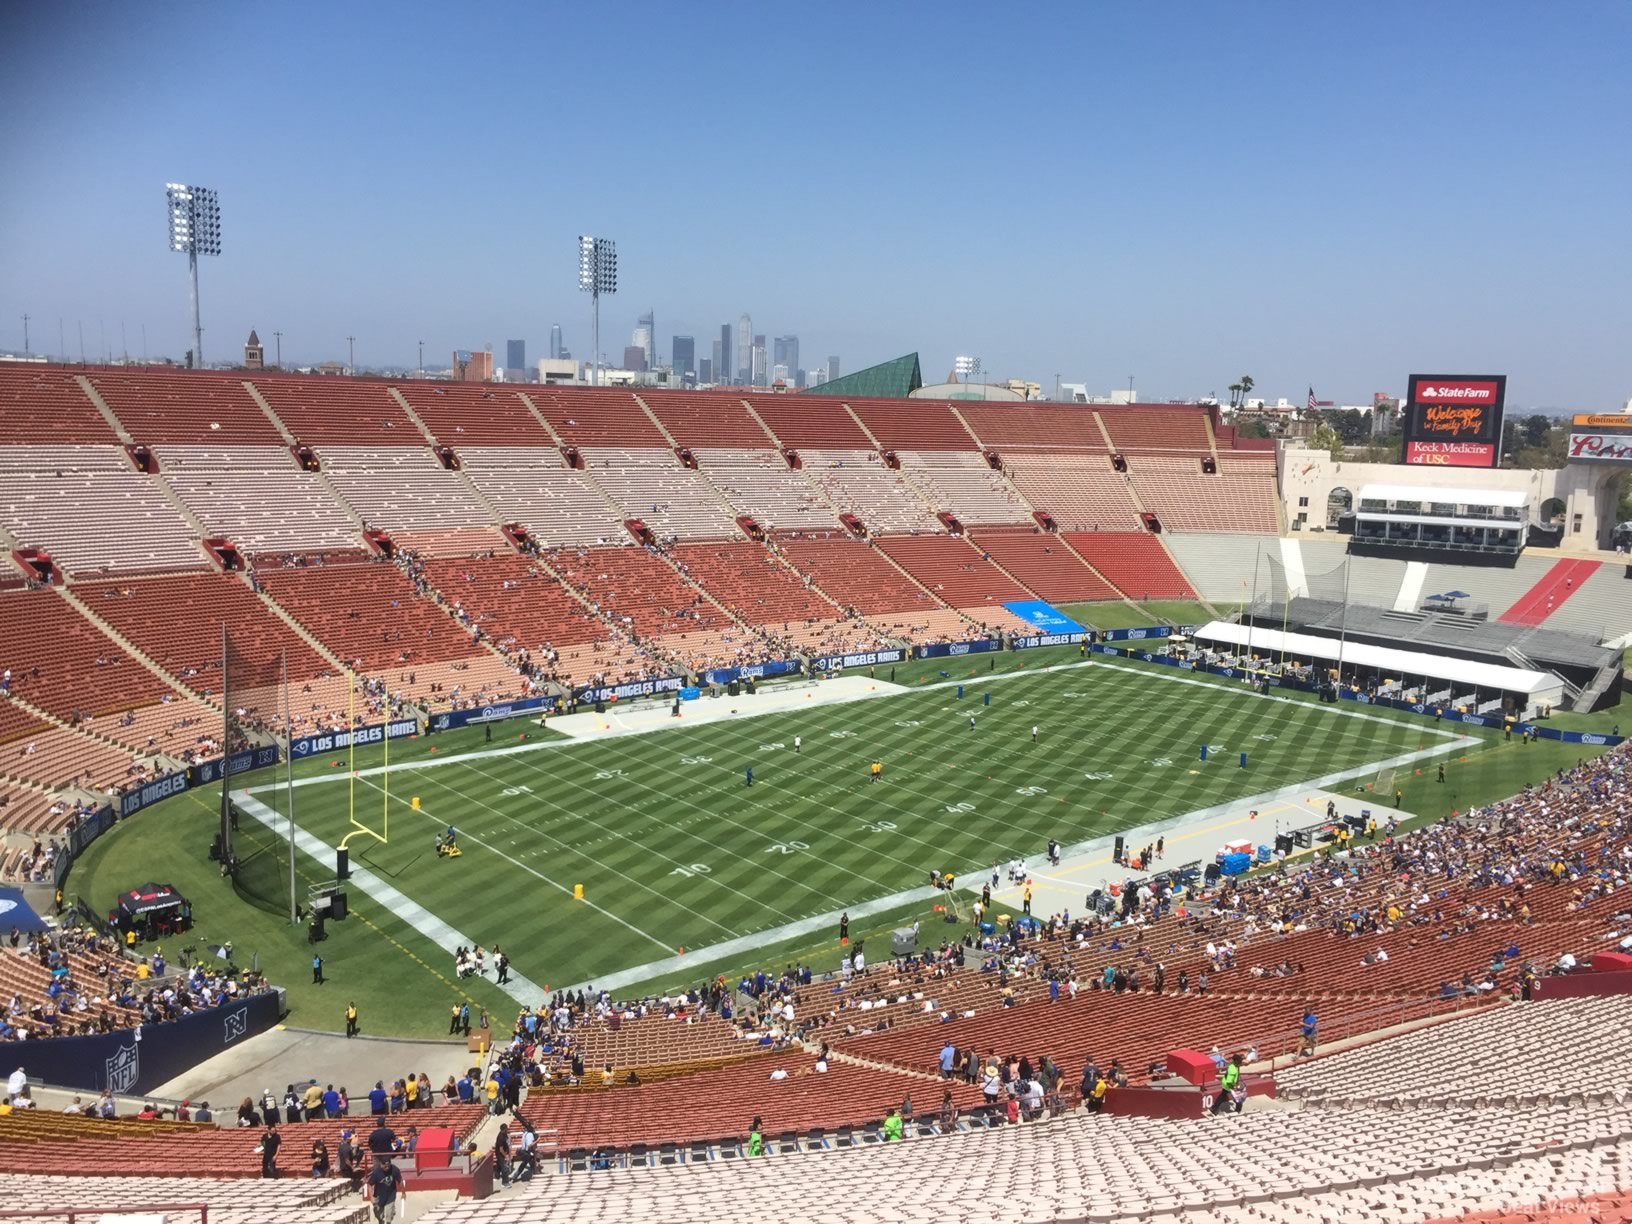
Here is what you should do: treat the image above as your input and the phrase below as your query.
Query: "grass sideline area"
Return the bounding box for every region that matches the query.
[66,647,1617,1038]
[1062,601,1218,630]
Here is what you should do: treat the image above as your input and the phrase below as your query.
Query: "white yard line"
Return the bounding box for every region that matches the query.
[235,656,1480,1000]
[235,791,550,1008]
[348,775,679,959]
[545,730,1478,997]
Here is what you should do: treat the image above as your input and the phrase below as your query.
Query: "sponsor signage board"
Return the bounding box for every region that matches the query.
[1401,374,1506,468]
[1568,432,1632,465]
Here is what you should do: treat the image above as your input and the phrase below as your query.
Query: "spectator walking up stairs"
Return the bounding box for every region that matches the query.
[1499,557,1600,627]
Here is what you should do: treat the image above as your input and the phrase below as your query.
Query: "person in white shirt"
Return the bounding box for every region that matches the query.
[5,1068,24,1099]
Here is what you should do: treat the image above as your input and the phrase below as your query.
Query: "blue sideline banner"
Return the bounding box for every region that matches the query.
[702,659,802,686]
[23,991,285,1094]
[1011,631,1091,650]
[1001,600,1088,635]
[188,743,281,786]
[428,696,557,732]
[1101,626,1173,642]
[1339,690,1625,747]
[119,770,191,817]
[811,648,907,671]
[572,675,685,704]
[913,638,1000,660]
[288,718,418,760]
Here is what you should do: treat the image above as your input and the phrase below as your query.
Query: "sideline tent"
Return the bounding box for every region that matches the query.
[1190,621,1564,710]
[118,883,187,919]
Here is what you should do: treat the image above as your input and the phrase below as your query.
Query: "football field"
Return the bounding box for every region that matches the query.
[232,657,1457,1000]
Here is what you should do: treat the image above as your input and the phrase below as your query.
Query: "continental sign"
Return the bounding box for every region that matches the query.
[1401,374,1506,469]
[1571,414,1632,429]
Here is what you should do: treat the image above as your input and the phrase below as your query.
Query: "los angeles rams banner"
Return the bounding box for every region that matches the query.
[811,648,906,671]
[702,659,802,686]
[429,696,558,732]
[288,718,418,760]
[913,638,1000,659]
[571,675,686,704]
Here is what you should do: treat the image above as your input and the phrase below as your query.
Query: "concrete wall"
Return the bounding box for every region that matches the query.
[1276,443,1619,551]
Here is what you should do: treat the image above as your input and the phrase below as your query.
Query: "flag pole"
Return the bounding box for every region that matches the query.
[1246,548,1260,667]
[283,651,298,924]
[348,670,356,833]
[382,690,390,844]
[1336,552,1351,694]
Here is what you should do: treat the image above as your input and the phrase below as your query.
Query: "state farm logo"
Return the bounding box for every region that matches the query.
[1420,385,1492,401]
[1412,378,1500,404]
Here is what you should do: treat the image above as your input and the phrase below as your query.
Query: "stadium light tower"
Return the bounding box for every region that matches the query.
[577,235,617,386]
[165,183,221,367]
[955,354,981,391]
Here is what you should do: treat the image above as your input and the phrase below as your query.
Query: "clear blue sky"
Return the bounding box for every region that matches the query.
[2,1,1628,408]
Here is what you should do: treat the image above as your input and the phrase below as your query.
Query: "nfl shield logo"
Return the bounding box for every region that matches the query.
[105,1042,139,1094]
[223,1008,247,1044]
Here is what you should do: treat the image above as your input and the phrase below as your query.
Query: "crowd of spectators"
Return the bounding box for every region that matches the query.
[0,927,272,1044]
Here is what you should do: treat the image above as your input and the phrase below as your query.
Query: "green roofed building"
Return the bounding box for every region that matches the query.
[803,353,922,399]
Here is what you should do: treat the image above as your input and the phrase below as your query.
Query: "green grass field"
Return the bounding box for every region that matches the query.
[67,647,1617,1038]
[1061,600,1218,630]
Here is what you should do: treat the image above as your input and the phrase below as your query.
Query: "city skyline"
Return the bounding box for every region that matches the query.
[3,3,1629,407]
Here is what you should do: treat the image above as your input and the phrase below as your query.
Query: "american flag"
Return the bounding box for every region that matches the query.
[1307,387,1318,412]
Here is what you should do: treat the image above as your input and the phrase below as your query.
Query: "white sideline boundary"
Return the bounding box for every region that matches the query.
[546,731,1479,997]
[245,657,1453,795]
[236,657,1480,1001]
[233,793,549,1009]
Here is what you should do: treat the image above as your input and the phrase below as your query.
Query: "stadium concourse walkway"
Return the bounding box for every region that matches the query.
[148,1025,476,1115]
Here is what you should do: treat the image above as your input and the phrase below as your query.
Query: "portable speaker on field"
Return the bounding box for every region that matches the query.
[336,847,350,881]
[1112,835,1125,864]
[1275,833,1294,856]
[594,699,606,714]
[329,890,348,921]
[727,680,741,697]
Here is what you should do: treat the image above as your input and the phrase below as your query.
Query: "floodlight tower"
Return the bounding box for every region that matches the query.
[165,183,221,367]
[577,235,617,386]
[955,354,982,391]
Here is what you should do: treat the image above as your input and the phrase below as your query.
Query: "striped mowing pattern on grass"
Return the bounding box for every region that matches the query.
[246,662,1441,991]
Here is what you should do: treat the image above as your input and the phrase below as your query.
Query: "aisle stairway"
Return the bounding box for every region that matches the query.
[1498,558,1600,627]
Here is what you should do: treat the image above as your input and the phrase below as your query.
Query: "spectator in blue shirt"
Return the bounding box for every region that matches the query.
[322,1086,341,1119]
[368,1082,388,1115]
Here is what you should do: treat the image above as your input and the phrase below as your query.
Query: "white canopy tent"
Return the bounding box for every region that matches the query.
[1189,620,1563,710]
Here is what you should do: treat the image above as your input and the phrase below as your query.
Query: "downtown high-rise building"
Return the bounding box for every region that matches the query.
[635,309,654,370]
[698,356,713,383]
[671,335,695,377]
[773,335,799,379]
[718,324,732,385]
[549,324,563,359]
[828,355,841,381]
[736,314,753,384]
[505,339,526,377]
[751,334,767,387]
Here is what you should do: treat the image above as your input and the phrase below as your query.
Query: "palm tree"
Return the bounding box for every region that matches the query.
[1239,375,1255,406]
[1227,382,1243,410]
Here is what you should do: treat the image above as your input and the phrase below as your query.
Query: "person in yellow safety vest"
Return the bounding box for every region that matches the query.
[1022,882,1033,916]
[882,1107,903,1141]
[870,760,882,784]
[1212,1053,1244,1114]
